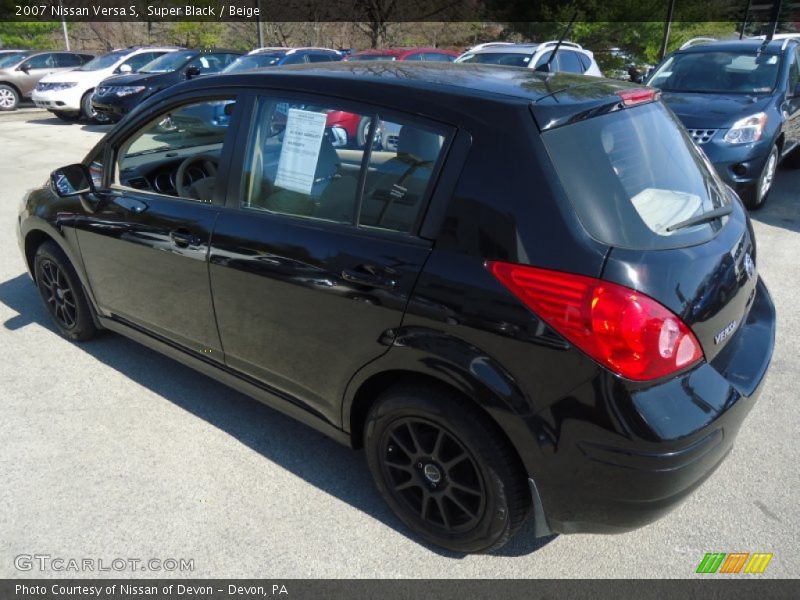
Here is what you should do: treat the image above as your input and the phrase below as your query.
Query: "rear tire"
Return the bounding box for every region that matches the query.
[33,241,97,342]
[364,384,531,553]
[0,84,19,111]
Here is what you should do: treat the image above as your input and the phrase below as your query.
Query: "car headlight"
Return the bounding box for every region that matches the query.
[723,112,767,144]
[35,82,78,92]
[114,86,146,97]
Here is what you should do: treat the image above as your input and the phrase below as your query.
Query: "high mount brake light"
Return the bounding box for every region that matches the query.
[617,88,659,107]
[487,261,704,381]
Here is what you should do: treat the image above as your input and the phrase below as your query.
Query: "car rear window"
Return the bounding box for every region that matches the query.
[541,101,731,250]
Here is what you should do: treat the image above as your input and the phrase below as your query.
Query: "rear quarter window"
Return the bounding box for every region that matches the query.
[541,101,730,250]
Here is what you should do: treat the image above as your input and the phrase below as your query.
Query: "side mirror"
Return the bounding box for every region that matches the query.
[51,164,94,198]
[185,65,201,79]
[117,63,133,74]
[18,63,30,73]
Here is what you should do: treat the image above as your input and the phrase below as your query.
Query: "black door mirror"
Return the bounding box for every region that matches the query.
[185,65,201,79]
[18,63,30,73]
[51,164,94,197]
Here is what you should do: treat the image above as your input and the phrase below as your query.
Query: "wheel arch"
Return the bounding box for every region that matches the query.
[0,80,22,97]
[343,328,545,478]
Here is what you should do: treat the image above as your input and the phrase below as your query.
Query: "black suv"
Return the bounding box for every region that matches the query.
[647,38,800,209]
[18,63,775,553]
[91,49,241,121]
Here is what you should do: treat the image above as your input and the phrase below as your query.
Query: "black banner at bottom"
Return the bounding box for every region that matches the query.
[0,579,797,600]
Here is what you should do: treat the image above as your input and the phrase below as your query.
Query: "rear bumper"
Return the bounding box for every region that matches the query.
[531,277,775,535]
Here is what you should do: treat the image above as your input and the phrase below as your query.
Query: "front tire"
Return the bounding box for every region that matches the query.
[80,90,110,124]
[364,385,531,553]
[34,241,97,341]
[744,144,779,210]
[0,84,19,111]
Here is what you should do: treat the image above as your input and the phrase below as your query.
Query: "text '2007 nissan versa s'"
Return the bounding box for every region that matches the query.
[18,62,775,553]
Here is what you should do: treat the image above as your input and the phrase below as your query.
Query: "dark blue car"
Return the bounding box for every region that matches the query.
[648,38,800,208]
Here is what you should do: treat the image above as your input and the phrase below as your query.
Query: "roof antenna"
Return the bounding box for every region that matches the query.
[766,0,782,42]
[539,10,578,73]
[739,0,751,39]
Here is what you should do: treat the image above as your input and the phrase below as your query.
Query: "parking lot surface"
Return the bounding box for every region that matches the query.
[0,110,798,578]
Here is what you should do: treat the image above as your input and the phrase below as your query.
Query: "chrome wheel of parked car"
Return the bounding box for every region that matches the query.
[746,145,779,210]
[0,84,19,111]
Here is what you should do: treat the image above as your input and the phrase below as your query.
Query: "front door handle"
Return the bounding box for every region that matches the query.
[170,229,200,247]
[341,268,397,291]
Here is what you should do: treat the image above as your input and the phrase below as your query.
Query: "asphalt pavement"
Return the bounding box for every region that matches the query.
[0,109,797,578]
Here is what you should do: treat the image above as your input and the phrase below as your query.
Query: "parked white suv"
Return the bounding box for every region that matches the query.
[32,46,181,122]
[455,41,603,76]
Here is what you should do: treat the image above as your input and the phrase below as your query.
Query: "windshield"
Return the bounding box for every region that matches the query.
[0,52,29,68]
[542,102,730,250]
[139,50,193,73]
[348,54,397,61]
[222,53,284,73]
[455,52,532,67]
[77,50,129,71]
[649,51,781,94]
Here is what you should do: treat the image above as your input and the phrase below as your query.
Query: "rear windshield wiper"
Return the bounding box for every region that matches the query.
[666,205,733,232]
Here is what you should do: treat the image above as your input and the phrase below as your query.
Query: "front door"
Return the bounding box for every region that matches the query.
[76,96,240,360]
[209,94,452,422]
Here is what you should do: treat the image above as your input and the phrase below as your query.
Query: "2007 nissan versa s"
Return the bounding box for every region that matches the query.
[18,62,775,553]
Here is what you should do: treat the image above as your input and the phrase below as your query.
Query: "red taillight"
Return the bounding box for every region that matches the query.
[617,88,658,107]
[487,261,703,381]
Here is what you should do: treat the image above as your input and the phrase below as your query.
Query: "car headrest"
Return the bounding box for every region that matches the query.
[397,127,441,163]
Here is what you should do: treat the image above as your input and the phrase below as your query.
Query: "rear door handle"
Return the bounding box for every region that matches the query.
[170,229,200,247]
[341,268,397,290]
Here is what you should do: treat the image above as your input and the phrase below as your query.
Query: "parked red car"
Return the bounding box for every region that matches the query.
[346,47,459,63]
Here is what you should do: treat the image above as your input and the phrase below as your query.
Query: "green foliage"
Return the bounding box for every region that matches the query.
[0,22,61,49]
[170,22,224,49]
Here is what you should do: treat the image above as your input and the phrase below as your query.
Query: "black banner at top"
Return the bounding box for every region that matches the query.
[0,0,788,22]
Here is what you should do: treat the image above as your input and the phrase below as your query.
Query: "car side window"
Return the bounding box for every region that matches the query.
[187,53,237,74]
[578,53,591,71]
[404,53,424,61]
[122,52,161,72]
[281,53,307,65]
[241,98,369,222]
[534,51,553,69]
[113,98,237,202]
[557,51,584,73]
[307,53,338,63]
[56,53,82,67]
[789,49,800,94]
[23,54,54,69]
[240,97,448,234]
[360,118,446,233]
[425,52,454,62]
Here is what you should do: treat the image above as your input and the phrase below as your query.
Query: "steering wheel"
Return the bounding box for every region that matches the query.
[175,154,218,201]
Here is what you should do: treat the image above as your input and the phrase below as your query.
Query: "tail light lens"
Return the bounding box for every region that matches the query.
[487,261,703,381]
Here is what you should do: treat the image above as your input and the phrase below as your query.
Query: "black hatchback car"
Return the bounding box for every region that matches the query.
[18,62,775,553]
[647,38,800,209]
[91,49,241,121]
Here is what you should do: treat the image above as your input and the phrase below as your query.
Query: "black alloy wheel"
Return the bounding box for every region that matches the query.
[365,385,531,553]
[33,241,97,341]
[37,258,78,330]
[379,417,486,533]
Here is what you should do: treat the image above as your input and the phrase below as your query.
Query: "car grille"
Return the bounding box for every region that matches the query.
[687,129,717,145]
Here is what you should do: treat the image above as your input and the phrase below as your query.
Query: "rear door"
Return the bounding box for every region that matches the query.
[209,93,452,422]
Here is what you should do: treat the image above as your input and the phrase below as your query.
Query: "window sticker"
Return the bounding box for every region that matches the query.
[274,108,328,194]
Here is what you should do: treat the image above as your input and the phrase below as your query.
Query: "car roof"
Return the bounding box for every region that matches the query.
[352,48,452,55]
[198,61,630,106]
[676,39,791,55]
